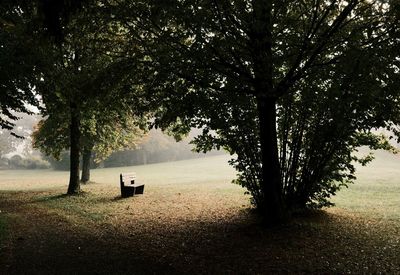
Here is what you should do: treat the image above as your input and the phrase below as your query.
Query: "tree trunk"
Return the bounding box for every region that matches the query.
[256,96,287,224]
[250,0,287,223]
[81,147,91,183]
[67,102,81,195]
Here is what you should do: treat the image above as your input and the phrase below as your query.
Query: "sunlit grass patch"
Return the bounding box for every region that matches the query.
[34,192,110,223]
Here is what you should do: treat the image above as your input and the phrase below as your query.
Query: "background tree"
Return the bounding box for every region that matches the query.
[32,108,145,183]
[36,11,103,193]
[35,2,151,193]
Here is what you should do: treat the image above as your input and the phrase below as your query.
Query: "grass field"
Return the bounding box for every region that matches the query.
[0,152,399,274]
[333,149,400,220]
[0,155,237,191]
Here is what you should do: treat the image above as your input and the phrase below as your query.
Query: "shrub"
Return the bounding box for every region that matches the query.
[7,155,50,169]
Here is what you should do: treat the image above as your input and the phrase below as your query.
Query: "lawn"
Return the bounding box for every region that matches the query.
[0,155,237,191]
[332,149,400,220]
[0,153,399,274]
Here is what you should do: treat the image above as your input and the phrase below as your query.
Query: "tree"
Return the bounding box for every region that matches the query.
[32,107,145,183]
[112,0,400,223]
[35,10,100,193]
[35,2,151,193]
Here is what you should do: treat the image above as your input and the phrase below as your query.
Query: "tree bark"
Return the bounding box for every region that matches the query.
[250,0,287,223]
[256,96,287,224]
[67,102,81,195]
[81,147,91,183]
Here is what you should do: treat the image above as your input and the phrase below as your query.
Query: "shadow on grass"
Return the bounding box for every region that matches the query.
[33,192,92,203]
[33,194,85,205]
[34,194,69,202]
[111,196,127,201]
[139,210,399,274]
[0,215,8,241]
[33,191,136,205]
[2,188,399,274]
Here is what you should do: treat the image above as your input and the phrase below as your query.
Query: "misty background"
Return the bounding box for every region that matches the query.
[0,113,225,170]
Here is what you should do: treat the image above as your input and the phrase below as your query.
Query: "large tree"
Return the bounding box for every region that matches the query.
[110,0,400,223]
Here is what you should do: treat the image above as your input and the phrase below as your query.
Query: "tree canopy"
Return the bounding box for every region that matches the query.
[0,1,46,135]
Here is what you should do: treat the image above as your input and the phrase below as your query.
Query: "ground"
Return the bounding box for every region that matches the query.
[0,154,399,274]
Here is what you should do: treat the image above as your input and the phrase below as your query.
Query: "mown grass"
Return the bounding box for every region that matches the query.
[1,151,400,221]
[0,155,236,190]
[0,155,246,228]
[332,149,400,221]
[36,193,107,222]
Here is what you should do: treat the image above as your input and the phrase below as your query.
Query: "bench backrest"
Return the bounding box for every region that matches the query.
[120,172,136,186]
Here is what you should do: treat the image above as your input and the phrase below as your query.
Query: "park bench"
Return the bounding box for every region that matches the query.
[120,172,145,197]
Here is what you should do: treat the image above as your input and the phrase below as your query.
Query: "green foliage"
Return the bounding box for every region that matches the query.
[43,152,71,171]
[31,117,67,160]
[32,109,145,164]
[0,1,50,135]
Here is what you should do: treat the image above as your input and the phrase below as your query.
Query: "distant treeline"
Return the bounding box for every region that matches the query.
[49,130,224,170]
[46,148,223,171]
[0,155,50,170]
[0,129,225,170]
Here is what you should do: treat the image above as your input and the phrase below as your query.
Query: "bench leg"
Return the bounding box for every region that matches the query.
[121,186,135,197]
[134,185,145,195]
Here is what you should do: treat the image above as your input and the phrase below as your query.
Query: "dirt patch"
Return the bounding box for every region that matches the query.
[0,188,399,274]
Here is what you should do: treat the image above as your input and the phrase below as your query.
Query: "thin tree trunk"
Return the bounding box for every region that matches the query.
[81,147,91,183]
[67,102,81,195]
[256,96,287,224]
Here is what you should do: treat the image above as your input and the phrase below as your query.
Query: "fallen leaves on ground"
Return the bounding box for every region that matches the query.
[0,185,399,274]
